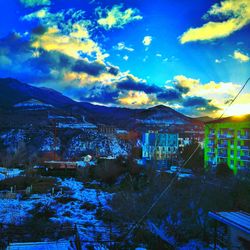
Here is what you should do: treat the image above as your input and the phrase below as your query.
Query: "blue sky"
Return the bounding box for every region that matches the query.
[0,0,249,117]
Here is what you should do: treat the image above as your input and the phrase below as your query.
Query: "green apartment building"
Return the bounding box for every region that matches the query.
[204,115,250,174]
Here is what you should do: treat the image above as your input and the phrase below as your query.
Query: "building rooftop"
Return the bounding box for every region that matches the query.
[205,114,250,124]
[209,211,250,234]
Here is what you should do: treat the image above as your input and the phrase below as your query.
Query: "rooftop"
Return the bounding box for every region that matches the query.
[209,211,250,234]
[7,241,73,250]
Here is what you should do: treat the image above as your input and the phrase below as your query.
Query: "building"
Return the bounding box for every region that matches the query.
[178,130,204,153]
[142,132,178,160]
[204,115,250,174]
[97,124,116,134]
[209,211,250,249]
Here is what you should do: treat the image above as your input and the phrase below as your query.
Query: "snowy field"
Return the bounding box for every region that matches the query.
[0,167,24,181]
[0,172,114,248]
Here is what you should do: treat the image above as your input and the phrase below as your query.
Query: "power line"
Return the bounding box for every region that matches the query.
[218,76,250,120]
[123,144,200,240]
[122,76,250,241]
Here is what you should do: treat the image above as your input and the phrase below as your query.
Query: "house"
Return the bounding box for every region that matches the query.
[204,114,250,174]
[209,211,250,249]
[43,161,77,170]
[142,131,178,160]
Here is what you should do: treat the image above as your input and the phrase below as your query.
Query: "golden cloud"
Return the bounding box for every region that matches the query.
[233,50,250,62]
[97,5,142,30]
[180,0,250,43]
[64,71,120,86]
[31,26,106,60]
[24,8,109,61]
[223,93,250,116]
[172,75,244,117]
[118,91,153,106]
[174,75,199,89]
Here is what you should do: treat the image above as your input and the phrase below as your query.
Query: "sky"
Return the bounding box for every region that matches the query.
[0,0,249,117]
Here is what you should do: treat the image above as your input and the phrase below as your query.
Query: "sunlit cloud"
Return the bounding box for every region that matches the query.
[113,42,134,52]
[20,0,51,7]
[23,8,108,61]
[123,55,129,61]
[96,4,143,30]
[118,91,153,107]
[142,36,152,46]
[23,8,49,20]
[180,0,250,43]
[223,93,250,116]
[172,75,243,117]
[233,50,249,62]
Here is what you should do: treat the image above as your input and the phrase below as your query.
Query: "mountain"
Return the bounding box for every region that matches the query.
[0,77,203,130]
[195,116,214,123]
[0,78,75,108]
[133,104,202,129]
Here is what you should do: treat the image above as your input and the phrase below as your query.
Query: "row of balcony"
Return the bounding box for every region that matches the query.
[208,133,250,140]
[207,153,250,162]
[207,143,249,150]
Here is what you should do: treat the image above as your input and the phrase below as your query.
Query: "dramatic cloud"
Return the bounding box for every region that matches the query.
[157,90,182,101]
[117,76,161,94]
[1,2,247,118]
[20,0,51,7]
[72,60,106,76]
[170,75,245,116]
[75,85,119,104]
[142,36,152,46]
[118,91,153,107]
[233,50,249,62]
[180,0,250,43]
[183,96,210,107]
[96,5,143,30]
[173,75,199,93]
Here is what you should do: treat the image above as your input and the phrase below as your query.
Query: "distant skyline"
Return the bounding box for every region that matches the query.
[0,0,249,117]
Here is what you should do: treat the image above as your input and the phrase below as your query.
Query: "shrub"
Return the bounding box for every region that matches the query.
[216,163,233,177]
[0,176,57,194]
[56,196,79,204]
[80,202,96,211]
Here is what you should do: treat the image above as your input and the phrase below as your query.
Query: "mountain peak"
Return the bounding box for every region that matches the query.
[149,104,171,110]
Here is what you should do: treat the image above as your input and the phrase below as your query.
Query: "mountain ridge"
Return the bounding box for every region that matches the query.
[0,77,203,128]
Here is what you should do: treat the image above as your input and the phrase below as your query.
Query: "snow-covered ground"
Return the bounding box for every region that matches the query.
[0,176,113,247]
[0,129,26,152]
[0,167,24,180]
[66,131,131,158]
[40,135,61,152]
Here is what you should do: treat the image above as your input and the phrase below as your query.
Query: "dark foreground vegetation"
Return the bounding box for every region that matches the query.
[0,153,249,249]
